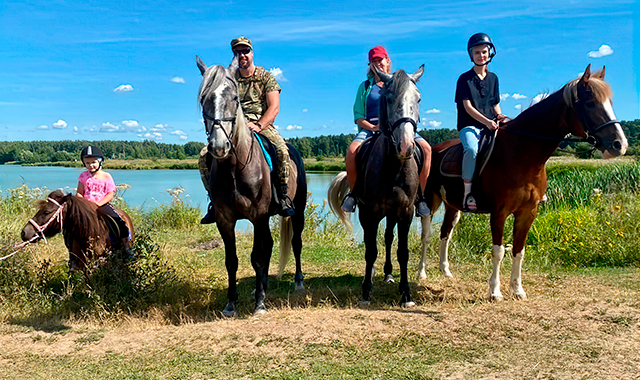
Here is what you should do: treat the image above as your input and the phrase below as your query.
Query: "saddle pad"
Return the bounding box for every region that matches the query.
[254,131,274,172]
[440,129,497,178]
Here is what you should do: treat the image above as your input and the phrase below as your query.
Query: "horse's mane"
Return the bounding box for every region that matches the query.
[65,195,106,239]
[562,70,612,105]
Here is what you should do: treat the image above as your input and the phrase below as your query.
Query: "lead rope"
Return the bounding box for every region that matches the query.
[0,198,65,262]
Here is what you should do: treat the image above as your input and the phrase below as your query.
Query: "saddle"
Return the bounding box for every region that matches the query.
[440,128,497,179]
[99,211,128,246]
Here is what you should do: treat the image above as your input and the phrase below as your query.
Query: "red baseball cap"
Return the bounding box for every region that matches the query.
[368,46,388,63]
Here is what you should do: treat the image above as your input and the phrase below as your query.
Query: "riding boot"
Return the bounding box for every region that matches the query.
[200,201,216,224]
[278,184,295,217]
[121,237,135,261]
[415,191,430,217]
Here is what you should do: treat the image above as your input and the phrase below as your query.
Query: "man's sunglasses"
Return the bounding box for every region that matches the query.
[233,48,252,56]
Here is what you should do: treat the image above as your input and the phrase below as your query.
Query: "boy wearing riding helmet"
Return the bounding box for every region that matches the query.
[77,146,132,255]
[342,46,431,216]
[455,33,506,211]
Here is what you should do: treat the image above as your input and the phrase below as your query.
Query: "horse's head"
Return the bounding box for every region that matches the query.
[565,64,628,158]
[375,65,424,160]
[21,190,69,242]
[197,55,242,159]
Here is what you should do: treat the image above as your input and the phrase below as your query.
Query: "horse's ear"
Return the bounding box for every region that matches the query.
[409,64,425,82]
[228,55,239,78]
[598,66,606,79]
[373,65,393,83]
[579,64,592,84]
[196,55,207,75]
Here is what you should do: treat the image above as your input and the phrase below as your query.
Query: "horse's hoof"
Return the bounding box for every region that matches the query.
[489,294,504,302]
[253,305,267,315]
[222,303,236,317]
[359,299,370,308]
[417,271,427,281]
[402,301,416,308]
[294,283,305,291]
[513,291,527,300]
[384,274,395,284]
[440,267,453,278]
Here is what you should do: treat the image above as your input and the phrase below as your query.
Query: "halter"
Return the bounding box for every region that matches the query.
[203,101,255,171]
[28,197,65,244]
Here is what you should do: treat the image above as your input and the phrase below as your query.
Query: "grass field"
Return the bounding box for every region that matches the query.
[1,158,639,379]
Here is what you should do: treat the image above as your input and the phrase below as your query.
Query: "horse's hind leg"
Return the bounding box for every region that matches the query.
[384,219,396,283]
[417,196,442,280]
[397,217,414,307]
[292,211,305,291]
[439,205,461,278]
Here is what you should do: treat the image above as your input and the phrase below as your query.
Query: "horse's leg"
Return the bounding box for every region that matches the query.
[218,220,239,317]
[360,214,381,306]
[418,196,442,279]
[510,208,537,300]
[384,219,396,283]
[252,218,273,315]
[397,217,415,307]
[438,204,461,278]
[488,212,509,302]
[292,211,305,291]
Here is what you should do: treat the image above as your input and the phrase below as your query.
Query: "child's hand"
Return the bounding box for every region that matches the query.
[485,119,499,130]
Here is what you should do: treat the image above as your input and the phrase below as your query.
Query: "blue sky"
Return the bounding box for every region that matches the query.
[1,0,638,145]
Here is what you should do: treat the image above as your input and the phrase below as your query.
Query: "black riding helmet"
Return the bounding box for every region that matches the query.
[467,33,496,64]
[80,146,105,165]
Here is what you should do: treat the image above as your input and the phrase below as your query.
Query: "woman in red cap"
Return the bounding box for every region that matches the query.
[341,46,431,216]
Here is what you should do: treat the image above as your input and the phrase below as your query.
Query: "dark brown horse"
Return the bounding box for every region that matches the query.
[329,65,425,307]
[417,65,628,301]
[197,56,307,316]
[21,189,134,272]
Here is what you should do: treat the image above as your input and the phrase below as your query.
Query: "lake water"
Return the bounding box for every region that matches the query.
[0,165,436,236]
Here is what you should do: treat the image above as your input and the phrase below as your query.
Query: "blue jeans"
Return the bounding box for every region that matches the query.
[459,126,482,181]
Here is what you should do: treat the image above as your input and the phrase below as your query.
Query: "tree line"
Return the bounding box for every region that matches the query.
[1,119,638,164]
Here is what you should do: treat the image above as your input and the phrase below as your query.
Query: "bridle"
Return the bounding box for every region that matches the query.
[202,98,255,171]
[27,197,66,244]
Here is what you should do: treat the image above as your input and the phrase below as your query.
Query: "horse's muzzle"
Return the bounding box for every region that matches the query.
[598,123,628,159]
[209,139,231,159]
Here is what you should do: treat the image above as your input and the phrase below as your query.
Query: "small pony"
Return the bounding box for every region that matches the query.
[21,189,134,272]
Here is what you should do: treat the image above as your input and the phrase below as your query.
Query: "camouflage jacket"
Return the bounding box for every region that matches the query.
[235,66,281,123]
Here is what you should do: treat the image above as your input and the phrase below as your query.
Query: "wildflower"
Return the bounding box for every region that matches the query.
[617,231,624,237]
[579,242,584,246]
[606,221,611,226]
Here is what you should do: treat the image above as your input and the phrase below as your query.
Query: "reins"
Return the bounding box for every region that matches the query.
[0,197,65,262]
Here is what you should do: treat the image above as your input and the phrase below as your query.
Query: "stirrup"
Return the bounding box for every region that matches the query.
[463,194,477,212]
[416,200,430,217]
[200,203,216,224]
[341,193,356,213]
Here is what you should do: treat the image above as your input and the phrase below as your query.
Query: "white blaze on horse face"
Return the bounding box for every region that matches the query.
[208,86,233,159]
[601,99,628,158]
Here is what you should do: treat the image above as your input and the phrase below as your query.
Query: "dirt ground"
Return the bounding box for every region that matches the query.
[1,271,639,379]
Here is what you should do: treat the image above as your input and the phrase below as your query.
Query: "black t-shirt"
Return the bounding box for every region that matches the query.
[455,68,500,131]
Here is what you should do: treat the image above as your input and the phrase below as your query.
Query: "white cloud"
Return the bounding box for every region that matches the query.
[122,120,139,128]
[170,76,186,84]
[100,122,122,132]
[500,93,510,101]
[140,132,163,141]
[52,119,67,129]
[150,123,167,132]
[73,126,78,133]
[114,84,134,92]
[170,130,188,138]
[302,109,308,113]
[515,104,522,110]
[587,44,613,58]
[270,67,287,82]
[427,120,442,128]
[353,126,358,132]
[285,124,302,131]
[512,93,527,100]
[273,124,279,129]
[532,93,549,105]
[425,108,441,114]
[38,125,49,130]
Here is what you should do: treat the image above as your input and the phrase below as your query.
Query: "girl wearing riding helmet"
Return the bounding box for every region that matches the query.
[455,33,506,211]
[77,146,132,254]
[342,46,432,216]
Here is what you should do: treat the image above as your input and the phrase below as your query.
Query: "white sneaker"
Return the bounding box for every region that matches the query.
[465,194,477,212]
[341,194,356,213]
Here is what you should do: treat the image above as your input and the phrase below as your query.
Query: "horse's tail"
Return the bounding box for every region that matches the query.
[278,215,293,280]
[327,171,353,232]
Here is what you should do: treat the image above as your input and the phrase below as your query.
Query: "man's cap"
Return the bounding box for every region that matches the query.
[231,36,252,50]
[368,46,389,63]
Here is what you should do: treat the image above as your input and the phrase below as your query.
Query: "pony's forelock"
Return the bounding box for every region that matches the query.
[562,71,612,106]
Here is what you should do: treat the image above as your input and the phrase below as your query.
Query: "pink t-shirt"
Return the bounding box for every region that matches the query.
[78,171,116,202]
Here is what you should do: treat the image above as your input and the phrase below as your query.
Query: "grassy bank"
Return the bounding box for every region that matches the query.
[0,159,639,378]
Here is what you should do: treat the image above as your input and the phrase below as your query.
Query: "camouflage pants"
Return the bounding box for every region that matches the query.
[197,124,290,193]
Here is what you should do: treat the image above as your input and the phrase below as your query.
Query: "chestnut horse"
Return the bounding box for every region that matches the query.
[329,65,425,307]
[417,65,628,301]
[21,189,134,272]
